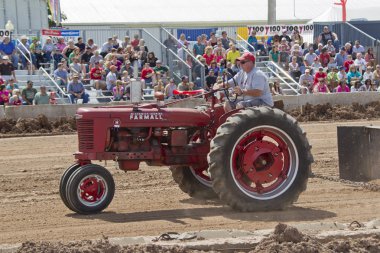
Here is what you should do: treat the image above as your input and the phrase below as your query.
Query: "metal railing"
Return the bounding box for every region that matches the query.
[236,34,255,53]
[38,67,71,104]
[264,61,302,95]
[16,39,33,74]
[160,27,206,86]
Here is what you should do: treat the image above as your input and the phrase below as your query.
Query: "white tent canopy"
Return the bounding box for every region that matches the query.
[312,5,380,22]
[60,0,380,26]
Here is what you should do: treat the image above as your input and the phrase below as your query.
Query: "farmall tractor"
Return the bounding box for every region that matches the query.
[59,80,313,214]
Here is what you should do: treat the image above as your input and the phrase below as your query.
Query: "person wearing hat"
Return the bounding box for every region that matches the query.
[0,36,19,69]
[53,62,68,90]
[17,35,33,70]
[67,74,89,104]
[219,52,273,112]
[299,68,314,94]
[0,55,17,81]
[21,80,37,105]
[153,60,169,76]
[42,37,54,62]
[33,85,50,105]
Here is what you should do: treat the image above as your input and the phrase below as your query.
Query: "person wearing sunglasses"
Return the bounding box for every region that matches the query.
[219,52,273,112]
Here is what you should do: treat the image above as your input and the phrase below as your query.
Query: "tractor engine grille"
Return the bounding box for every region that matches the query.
[77,119,94,151]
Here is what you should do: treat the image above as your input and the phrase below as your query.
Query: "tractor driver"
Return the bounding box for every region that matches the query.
[218,52,274,112]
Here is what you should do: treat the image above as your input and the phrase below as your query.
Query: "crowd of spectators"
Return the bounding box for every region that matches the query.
[1,26,380,106]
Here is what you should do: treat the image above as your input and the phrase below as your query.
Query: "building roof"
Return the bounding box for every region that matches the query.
[60,0,380,26]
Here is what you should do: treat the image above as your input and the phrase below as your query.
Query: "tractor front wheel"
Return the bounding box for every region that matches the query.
[208,107,313,212]
[59,163,81,212]
[65,164,115,214]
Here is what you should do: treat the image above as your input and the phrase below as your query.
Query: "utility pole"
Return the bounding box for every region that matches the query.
[268,0,276,25]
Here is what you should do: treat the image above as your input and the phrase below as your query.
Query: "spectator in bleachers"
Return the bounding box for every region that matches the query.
[318,26,338,46]
[205,69,217,90]
[351,80,361,92]
[49,91,57,104]
[338,66,347,81]
[271,80,283,95]
[137,46,148,68]
[364,48,375,67]
[101,37,114,58]
[319,48,330,67]
[110,55,122,72]
[146,52,158,68]
[120,60,133,77]
[208,60,219,76]
[0,84,9,105]
[247,30,258,52]
[178,75,191,91]
[214,48,224,63]
[324,40,336,56]
[257,37,268,56]
[343,55,354,72]
[70,57,85,79]
[221,31,233,50]
[21,80,37,105]
[30,38,44,69]
[278,38,290,70]
[226,45,240,67]
[154,80,165,93]
[347,64,362,86]
[213,42,226,56]
[17,35,33,70]
[193,36,206,56]
[336,80,350,92]
[315,43,324,56]
[138,39,148,52]
[289,56,301,80]
[41,37,54,63]
[52,48,64,70]
[0,36,18,69]
[334,47,347,68]
[75,37,86,53]
[68,47,81,65]
[326,67,339,91]
[67,74,89,104]
[89,51,103,70]
[209,32,218,47]
[163,36,177,52]
[33,85,50,105]
[313,78,330,93]
[363,66,374,83]
[352,40,365,58]
[112,80,124,101]
[327,57,337,72]
[81,46,93,66]
[5,77,19,92]
[55,37,66,53]
[203,46,215,66]
[86,38,98,53]
[303,46,317,68]
[269,45,280,65]
[153,60,169,77]
[0,55,16,81]
[299,68,313,93]
[121,36,130,49]
[314,67,327,86]
[311,57,322,74]
[9,89,23,105]
[373,64,380,87]
[279,29,291,43]
[354,53,367,73]
[62,39,78,62]
[53,63,69,90]
[291,30,304,47]
[0,75,4,85]
[131,34,140,51]
[164,78,177,99]
[141,63,154,88]
[106,65,118,91]
[90,61,106,97]
[344,42,353,55]
[112,35,120,49]
[359,79,374,91]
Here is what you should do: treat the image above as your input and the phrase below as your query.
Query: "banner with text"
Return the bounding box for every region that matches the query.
[0,29,12,39]
[237,24,314,40]
[41,29,80,44]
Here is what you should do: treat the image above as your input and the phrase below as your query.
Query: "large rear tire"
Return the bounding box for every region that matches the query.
[170,166,217,199]
[65,164,115,214]
[208,107,313,212]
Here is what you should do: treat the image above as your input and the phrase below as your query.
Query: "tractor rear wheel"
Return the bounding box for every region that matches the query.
[170,166,217,199]
[59,163,81,212]
[65,164,115,214]
[208,107,313,212]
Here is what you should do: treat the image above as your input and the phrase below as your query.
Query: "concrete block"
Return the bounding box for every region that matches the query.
[0,106,5,119]
[338,126,380,181]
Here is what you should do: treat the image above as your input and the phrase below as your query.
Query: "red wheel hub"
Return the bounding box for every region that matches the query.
[79,177,105,203]
[232,130,290,194]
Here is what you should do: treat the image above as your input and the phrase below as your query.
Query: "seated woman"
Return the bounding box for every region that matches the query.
[112,80,125,101]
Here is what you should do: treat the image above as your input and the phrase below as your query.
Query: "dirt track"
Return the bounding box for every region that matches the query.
[1,119,380,245]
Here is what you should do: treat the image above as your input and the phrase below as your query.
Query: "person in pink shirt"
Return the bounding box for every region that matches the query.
[336,80,350,92]
[0,84,9,105]
[313,78,330,93]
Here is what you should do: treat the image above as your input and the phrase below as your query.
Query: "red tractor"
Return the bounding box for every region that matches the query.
[59,81,313,214]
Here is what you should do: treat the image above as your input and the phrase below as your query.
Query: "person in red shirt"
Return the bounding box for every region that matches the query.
[313,67,327,86]
[141,63,154,88]
[343,55,354,73]
[90,61,106,96]
[203,46,215,66]
[131,34,140,51]
[319,48,330,68]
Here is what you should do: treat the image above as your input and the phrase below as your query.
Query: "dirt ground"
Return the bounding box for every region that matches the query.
[1,118,380,251]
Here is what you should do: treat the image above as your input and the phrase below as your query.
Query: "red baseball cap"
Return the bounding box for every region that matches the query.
[237,52,256,62]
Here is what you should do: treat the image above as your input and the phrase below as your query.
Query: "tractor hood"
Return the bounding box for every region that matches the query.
[75,106,211,128]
